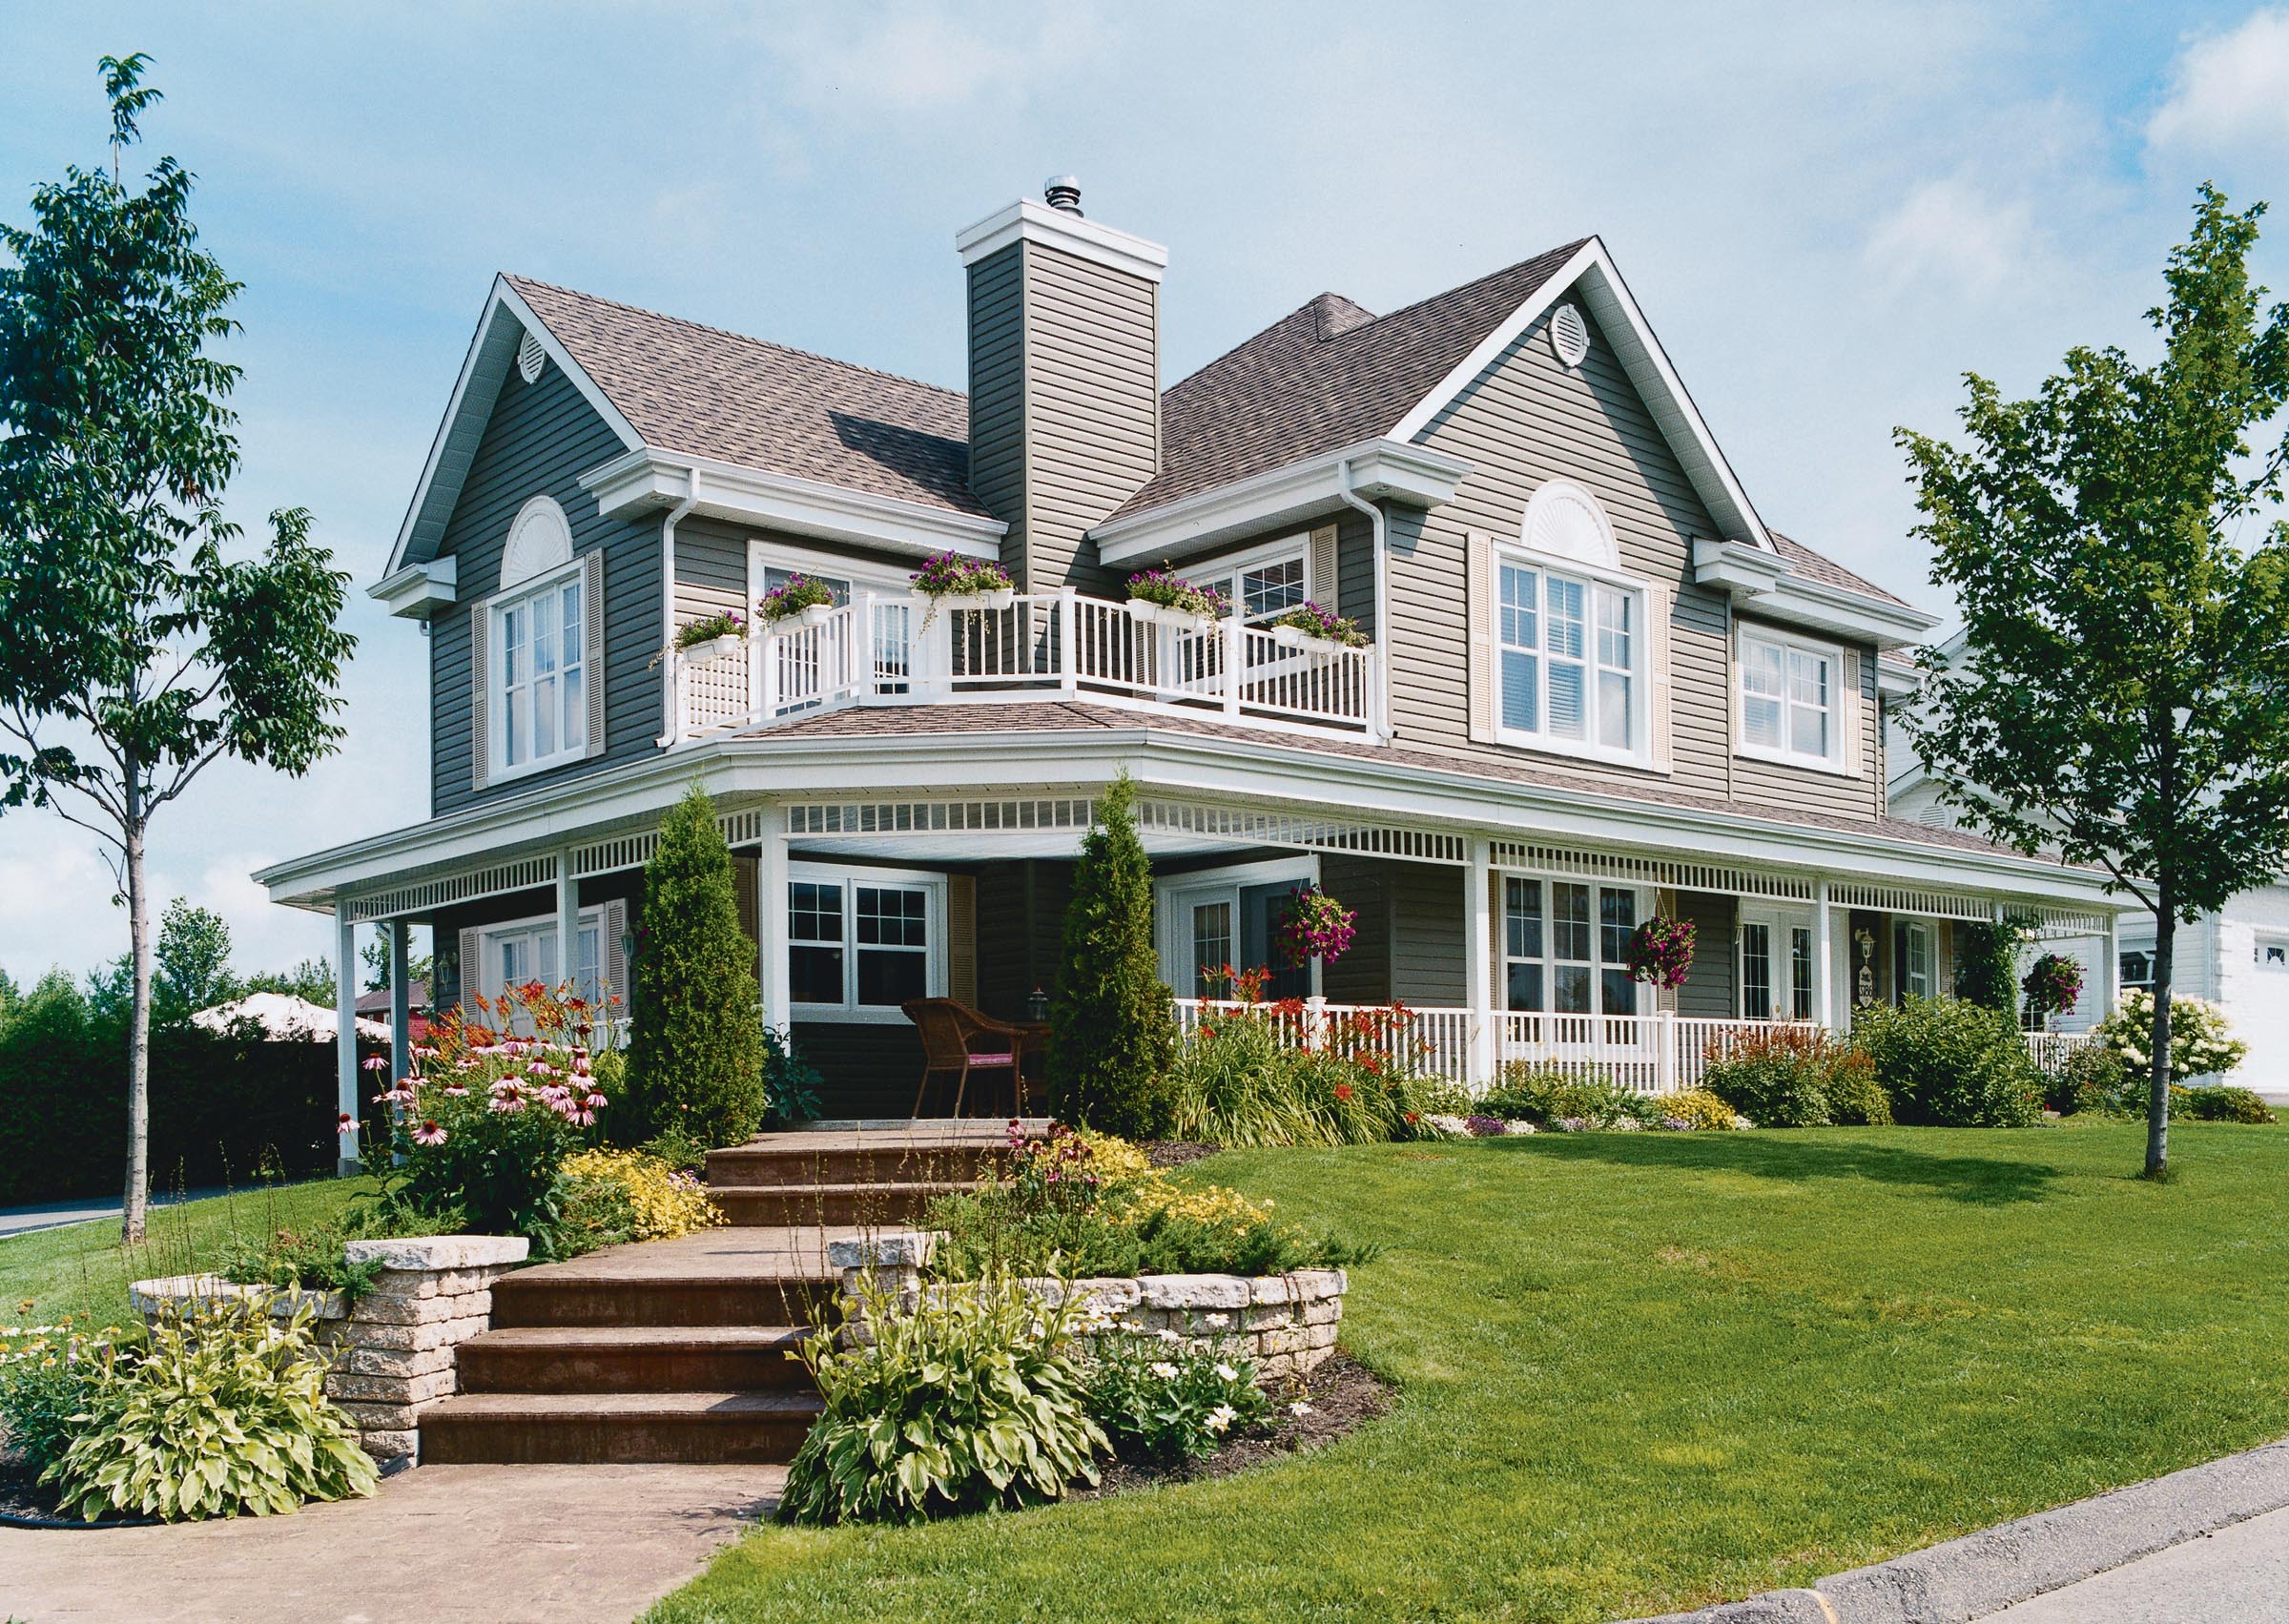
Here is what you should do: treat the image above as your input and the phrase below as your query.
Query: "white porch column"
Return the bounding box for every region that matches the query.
[2102,910,2120,1020]
[758,802,791,1032]
[555,849,579,993]
[335,905,360,1175]
[1814,875,1834,1032]
[1465,836,1493,1087]
[387,919,412,1069]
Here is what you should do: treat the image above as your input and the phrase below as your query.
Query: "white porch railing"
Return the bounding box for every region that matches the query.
[667,590,1382,742]
[1170,999,1819,1094]
[2025,1029,2098,1073]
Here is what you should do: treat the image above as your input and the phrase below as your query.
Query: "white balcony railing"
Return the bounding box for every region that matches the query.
[2025,1029,2099,1073]
[1171,999,1820,1093]
[667,590,1383,743]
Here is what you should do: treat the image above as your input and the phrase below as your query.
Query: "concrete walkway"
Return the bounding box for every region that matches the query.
[1980,1503,2289,1622]
[0,1463,783,1624]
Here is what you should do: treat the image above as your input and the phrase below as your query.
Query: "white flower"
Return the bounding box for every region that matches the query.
[1206,1403,1236,1434]
[1202,1312,1229,1329]
[1289,1399,1313,1416]
[1155,1327,1182,1344]
[1149,1361,1179,1380]
[1213,1362,1239,1381]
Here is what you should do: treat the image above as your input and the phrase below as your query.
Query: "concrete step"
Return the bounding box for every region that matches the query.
[708,1181,962,1226]
[454,1326,816,1393]
[487,1269,836,1329]
[418,1390,825,1465]
[704,1140,1006,1189]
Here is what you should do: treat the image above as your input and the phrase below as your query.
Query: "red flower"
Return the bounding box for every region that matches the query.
[1334,1082,1353,1101]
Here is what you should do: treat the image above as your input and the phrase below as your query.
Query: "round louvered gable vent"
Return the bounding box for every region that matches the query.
[1550,302,1590,368]
[517,330,546,384]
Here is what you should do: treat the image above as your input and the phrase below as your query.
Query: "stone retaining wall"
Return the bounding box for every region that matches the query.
[827,1234,1346,1379]
[134,1234,526,1468]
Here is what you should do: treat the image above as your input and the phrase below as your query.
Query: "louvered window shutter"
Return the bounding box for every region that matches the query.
[603,899,629,1023]
[469,606,491,791]
[1646,584,1675,772]
[1308,524,1338,607]
[582,550,606,758]
[1466,530,1496,743]
[948,874,978,1007]
[733,854,760,963]
[457,926,483,1013]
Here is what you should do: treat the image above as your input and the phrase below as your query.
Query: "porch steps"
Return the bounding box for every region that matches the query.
[421,1123,1021,1466]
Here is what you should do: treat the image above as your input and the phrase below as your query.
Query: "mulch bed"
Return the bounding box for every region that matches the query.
[1140,1141,1223,1170]
[0,1442,143,1529]
[1081,1353,1392,1498]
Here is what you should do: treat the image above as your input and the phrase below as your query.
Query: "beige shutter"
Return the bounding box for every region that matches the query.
[469,604,491,791]
[1308,524,1338,606]
[1841,648,1866,777]
[1466,530,1496,743]
[582,549,606,758]
[948,874,978,1008]
[603,899,629,1015]
[733,854,760,954]
[1646,584,1674,772]
[457,926,483,1013]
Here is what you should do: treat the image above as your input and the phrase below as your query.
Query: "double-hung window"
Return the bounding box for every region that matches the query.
[479,911,603,1008]
[1893,920,1933,1004]
[1502,876,1640,1017]
[788,865,944,1019]
[492,564,587,776]
[1495,555,1643,761]
[1738,627,1844,771]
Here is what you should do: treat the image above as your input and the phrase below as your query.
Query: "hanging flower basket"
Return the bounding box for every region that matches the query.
[1624,915,1696,990]
[1272,885,1356,968]
[2022,953,2084,1023]
[757,574,835,625]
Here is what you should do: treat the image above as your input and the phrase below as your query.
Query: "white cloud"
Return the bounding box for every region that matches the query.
[775,5,1110,116]
[2148,10,2289,156]
[1863,175,2038,300]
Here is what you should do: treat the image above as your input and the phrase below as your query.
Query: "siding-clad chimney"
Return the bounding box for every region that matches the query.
[957,179,1167,592]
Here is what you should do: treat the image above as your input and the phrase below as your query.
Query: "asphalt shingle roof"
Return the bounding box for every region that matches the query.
[1768,530,1908,606]
[505,275,987,517]
[1109,241,1590,521]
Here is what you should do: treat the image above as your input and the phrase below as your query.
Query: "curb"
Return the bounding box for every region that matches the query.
[1625,1435,2289,1623]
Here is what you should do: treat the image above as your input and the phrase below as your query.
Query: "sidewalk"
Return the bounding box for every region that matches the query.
[0,1187,228,1241]
[1981,1503,2289,1622]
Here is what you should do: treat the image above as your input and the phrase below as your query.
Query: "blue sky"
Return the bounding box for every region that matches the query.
[4,1,2287,987]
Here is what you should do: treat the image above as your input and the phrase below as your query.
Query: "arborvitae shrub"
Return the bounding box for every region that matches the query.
[1048,773,1176,1138]
[627,786,767,1146]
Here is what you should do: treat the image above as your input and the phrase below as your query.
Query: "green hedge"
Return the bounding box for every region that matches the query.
[0,987,385,1204]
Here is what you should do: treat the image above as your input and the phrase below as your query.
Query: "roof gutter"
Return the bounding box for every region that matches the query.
[1336,455,1394,743]
[654,466,700,747]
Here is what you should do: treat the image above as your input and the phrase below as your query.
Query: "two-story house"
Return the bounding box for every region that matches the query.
[258,181,2125,1122]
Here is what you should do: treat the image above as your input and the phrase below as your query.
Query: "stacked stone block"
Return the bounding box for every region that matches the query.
[326,1236,529,1464]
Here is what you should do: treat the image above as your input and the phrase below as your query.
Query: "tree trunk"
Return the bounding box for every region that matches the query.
[121,812,153,1243]
[2145,898,2175,1180]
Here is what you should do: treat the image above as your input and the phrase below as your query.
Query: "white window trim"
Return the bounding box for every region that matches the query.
[1735,623,1850,775]
[1491,542,1652,769]
[486,555,589,787]
[1740,902,1817,1021]
[746,537,919,605]
[1894,919,1935,1002]
[787,861,947,1024]
[475,907,605,1003]
[1176,534,1316,623]
[1495,868,1648,1017]
[1153,854,1320,997]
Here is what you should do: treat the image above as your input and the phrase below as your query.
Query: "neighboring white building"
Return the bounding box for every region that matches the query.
[1886,644,2284,1090]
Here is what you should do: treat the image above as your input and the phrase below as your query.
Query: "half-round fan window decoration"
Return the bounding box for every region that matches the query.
[500,494,574,590]
[1550,302,1591,368]
[517,329,546,384]
[1521,478,1619,569]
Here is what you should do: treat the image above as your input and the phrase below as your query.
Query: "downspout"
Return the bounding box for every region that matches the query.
[1336,457,1393,743]
[654,463,700,747]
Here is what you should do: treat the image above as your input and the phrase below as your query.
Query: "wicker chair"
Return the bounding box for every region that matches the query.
[901,997,1048,1119]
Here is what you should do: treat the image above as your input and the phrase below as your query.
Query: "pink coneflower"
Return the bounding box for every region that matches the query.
[442,1081,468,1098]
[537,1084,571,1109]
[411,1045,439,1060]
[526,1059,554,1077]
[361,1056,388,1072]
[412,1120,447,1147]
[489,1095,526,1114]
[583,1092,608,1112]
[337,1112,357,1136]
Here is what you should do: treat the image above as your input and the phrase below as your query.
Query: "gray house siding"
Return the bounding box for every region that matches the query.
[429,359,659,817]
[1674,891,1737,1018]
[1391,304,1880,812]
[1318,853,1391,1005]
[1390,860,1467,1006]
[671,519,928,626]
[965,244,1027,575]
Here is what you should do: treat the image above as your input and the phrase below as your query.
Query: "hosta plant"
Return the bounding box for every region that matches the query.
[778,1272,1106,1526]
[42,1299,377,1522]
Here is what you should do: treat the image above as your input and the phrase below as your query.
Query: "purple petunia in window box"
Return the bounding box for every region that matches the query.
[757,573,835,624]
[1624,915,1697,990]
[1124,565,1230,621]
[1268,601,1368,648]
[1272,885,1356,967]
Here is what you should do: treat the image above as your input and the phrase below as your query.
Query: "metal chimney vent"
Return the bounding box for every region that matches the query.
[1043,175,1083,216]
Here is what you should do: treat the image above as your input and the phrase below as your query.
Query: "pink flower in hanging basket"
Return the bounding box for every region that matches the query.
[1272,886,1357,967]
[1625,915,1697,990]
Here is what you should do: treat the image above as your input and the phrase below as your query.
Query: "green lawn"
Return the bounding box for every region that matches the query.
[0,1177,375,1328]
[651,1121,2289,1624]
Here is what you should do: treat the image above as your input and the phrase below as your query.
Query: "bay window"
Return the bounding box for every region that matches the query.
[1738,627,1844,770]
[1495,553,1643,761]
[788,865,944,1018]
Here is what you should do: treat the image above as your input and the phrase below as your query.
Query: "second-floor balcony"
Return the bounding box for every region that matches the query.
[665,590,1385,745]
